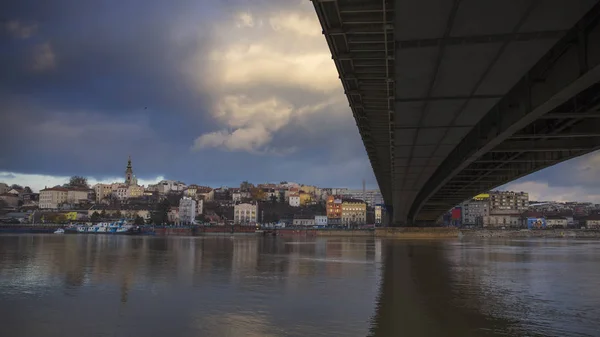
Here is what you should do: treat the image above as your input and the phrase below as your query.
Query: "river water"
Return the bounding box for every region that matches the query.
[0,235,599,337]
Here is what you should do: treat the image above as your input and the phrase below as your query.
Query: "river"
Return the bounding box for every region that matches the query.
[0,235,598,336]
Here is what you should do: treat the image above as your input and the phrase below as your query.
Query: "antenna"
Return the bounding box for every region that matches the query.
[362,179,366,204]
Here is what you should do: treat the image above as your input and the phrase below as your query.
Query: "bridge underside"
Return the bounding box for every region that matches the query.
[314,0,600,225]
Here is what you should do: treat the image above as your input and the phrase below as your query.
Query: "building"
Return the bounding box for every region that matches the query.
[299,192,312,206]
[584,215,600,229]
[234,203,258,225]
[196,199,204,215]
[343,189,384,206]
[179,197,197,225]
[546,215,568,228]
[481,191,528,228]
[326,195,342,225]
[168,207,179,224]
[39,187,68,209]
[127,185,145,198]
[113,184,129,200]
[22,193,39,205]
[289,194,300,207]
[149,180,187,194]
[66,188,90,204]
[0,193,19,207]
[196,186,214,201]
[461,199,489,226]
[0,183,9,194]
[293,215,315,227]
[315,215,328,226]
[341,198,367,226]
[489,191,529,214]
[93,183,113,202]
[484,214,520,228]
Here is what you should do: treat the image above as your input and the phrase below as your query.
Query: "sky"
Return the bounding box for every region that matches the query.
[0,0,598,202]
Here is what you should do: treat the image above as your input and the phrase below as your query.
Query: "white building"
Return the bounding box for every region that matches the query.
[196,199,204,215]
[113,184,129,200]
[66,189,90,204]
[234,203,258,225]
[315,215,328,226]
[289,195,300,207]
[343,189,384,206]
[232,192,241,202]
[293,217,315,226]
[179,197,197,225]
[39,187,68,209]
[151,180,187,194]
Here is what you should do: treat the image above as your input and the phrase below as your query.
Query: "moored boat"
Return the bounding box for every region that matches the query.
[54,228,65,234]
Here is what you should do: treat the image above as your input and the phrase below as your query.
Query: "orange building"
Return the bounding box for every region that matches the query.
[326,195,342,220]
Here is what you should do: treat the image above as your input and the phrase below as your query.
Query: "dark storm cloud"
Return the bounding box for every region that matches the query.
[0,0,374,188]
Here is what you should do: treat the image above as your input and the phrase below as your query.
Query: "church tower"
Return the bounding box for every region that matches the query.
[125,156,133,185]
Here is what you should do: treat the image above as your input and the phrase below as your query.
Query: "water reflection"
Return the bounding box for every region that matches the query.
[1,235,599,336]
[369,239,600,337]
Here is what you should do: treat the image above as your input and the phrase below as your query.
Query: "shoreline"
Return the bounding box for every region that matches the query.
[2,225,600,239]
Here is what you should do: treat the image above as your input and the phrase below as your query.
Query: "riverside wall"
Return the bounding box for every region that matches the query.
[460,229,600,239]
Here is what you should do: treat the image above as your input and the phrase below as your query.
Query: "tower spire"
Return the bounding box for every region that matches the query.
[125,155,133,185]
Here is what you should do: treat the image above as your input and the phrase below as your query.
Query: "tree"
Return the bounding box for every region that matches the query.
[90,211,101,223]
[250,187,266,201]
[134,215,145,226]
[100,210,107,219]
[69,176,89,188]
[10,184,22,190]
[24,186,33,194]
[269,195,277,203]
[113,210,122,219]
[151,199,170,225]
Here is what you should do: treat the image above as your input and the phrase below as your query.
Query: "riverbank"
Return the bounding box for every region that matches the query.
[2,225,600,239]
[460,229,600,239]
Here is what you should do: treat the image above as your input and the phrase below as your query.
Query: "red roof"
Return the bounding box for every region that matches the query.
[41,187,69,192]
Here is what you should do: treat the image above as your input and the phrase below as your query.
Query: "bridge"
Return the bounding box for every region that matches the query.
[312,0,600,225]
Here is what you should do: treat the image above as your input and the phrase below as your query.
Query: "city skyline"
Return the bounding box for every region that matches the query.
[1,0,599,202]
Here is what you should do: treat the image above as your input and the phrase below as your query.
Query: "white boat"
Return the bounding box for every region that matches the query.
[54,228,65,234]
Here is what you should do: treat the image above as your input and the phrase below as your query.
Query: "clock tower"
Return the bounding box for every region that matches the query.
[125,156,133,185]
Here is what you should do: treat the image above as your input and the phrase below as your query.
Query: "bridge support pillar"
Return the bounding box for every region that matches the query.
[383,205,393,227]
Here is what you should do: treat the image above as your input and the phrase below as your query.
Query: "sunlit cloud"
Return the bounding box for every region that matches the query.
[188,5,345,154]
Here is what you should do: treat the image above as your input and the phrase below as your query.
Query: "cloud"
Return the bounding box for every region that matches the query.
[5,20,37,39]
[0,171,166,193]
[0,0,375,189]
[500,181,600,203]
[188,6,347,154]
[500,150,600,203]
[30,42,56,71]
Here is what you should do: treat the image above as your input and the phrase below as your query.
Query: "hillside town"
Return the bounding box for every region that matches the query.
[0,157,383,227]
[1,157,599,228]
